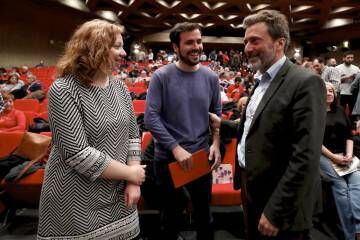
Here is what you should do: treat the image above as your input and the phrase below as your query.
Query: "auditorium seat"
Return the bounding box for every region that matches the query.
[0,132,51,210]
[211,138,241,206]
[133,100,146,116]
[141,131,152,152]
[128,86,147,96]
[0,131,24,158]
[39,98,48,113]
[23,111,37,129]
[38,111,49,121]
[14,99,40,112]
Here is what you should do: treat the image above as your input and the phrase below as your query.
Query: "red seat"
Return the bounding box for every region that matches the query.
[0,132,51,209]
[133,100,146,116]
[0,131,24,158]
[38,111,49,121]
[14,99,40,112]
[141,131,152,152]
[128,86,147,96]
[211,138,241,206]
[23,111,38,129]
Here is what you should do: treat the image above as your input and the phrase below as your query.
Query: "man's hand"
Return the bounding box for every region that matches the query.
[172,145,193,171]
[258,213,279,237]
[209,143,221,170]
[124,183,141,208]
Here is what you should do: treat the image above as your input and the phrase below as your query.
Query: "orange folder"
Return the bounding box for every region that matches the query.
[168,149,211,188]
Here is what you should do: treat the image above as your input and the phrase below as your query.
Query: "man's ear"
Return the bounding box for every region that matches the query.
[172,43,179,54]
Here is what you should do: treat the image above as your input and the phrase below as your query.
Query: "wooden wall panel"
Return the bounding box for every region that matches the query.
[0,0,93,68]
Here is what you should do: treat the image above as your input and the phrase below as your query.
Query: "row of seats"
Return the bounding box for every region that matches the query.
[0,130,240,217]
[13,98,48,113]
[13,98,145,116]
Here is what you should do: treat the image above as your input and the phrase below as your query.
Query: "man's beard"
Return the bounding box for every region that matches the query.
[179,50,201,66]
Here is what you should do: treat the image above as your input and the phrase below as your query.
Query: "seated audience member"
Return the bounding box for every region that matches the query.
[35,60,45,68]
[227,76,244,102]
[0,93,26,132]
[320,82,360,240]
[237,96,248,115]
[1,73,24,92]
[23,74,46,100]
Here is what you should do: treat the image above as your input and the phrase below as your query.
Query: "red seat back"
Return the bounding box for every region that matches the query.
[14,99,40,112]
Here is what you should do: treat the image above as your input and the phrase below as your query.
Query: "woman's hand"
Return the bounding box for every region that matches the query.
[331,154,351,166]
[127,165,146,185]
[124,183,141,208]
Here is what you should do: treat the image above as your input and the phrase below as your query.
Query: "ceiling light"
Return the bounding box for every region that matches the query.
[202,2,226,10]
[219,15,238,21]
[156,0,181,8]
[140,12,162,18]
[141,12,152,18]
[291,5,313,13]
[198,23,214,28]
[96,10,118,22]
[230,24,243,29]
[323,18,353,28]
[111,0,127,7]
[294,18,312,23]
[180,13,200,19]
[246,3,251,11]
[252,4,270,11]
[59,0,89,12]
[332,6,354,14]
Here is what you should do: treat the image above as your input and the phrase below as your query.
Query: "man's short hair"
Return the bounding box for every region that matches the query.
[242,10,290,52]
[343,51,354,57]
[169,22,201,46]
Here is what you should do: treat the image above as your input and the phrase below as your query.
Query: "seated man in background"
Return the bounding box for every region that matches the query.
[22,74,45,101]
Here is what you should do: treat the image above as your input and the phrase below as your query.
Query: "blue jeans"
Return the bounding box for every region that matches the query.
[320,155,360,240]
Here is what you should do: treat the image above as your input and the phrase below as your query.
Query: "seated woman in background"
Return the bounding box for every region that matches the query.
[0,92,26,132]
[320,82,360,240]
[0,72,25,98]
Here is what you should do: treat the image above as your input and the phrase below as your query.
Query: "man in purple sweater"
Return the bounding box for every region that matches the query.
[144,22,222,240]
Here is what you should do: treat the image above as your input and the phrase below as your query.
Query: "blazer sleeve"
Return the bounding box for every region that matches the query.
[220,119,241,139]
[263,74,326,229]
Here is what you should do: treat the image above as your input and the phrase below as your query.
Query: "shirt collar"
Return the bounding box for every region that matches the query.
[254,55,286,83]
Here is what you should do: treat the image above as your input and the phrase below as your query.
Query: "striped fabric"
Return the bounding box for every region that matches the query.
[37,75,141,240]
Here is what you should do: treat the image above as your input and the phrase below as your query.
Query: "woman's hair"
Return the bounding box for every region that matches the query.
[2,92,14,102]
[57,19,124,86]
[8,72,20,81]
[325,82,338,112]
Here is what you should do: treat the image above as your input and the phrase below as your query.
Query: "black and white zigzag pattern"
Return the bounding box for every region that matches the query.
[37,75,141,240]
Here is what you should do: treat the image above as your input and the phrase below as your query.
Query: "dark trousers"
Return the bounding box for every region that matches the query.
[239,168,310,240]
[153,161,214,240]
[340,94,354,114]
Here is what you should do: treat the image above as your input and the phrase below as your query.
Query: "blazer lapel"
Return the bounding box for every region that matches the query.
[248,60,293,134]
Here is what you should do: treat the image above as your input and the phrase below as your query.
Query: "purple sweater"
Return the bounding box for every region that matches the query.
[144,63,221,161]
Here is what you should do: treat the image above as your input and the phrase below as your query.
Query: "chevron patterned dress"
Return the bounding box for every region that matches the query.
[37,75,141,240]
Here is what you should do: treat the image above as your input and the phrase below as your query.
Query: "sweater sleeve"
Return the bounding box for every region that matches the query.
[144,72,178,151]
[48,81,112,181]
